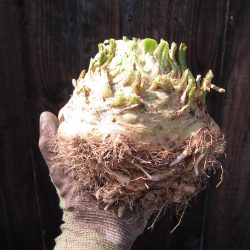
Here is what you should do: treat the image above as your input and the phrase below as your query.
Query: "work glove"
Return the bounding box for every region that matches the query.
[39,111,152,250]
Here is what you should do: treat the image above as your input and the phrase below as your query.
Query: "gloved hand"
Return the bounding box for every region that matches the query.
[39,111,152,250]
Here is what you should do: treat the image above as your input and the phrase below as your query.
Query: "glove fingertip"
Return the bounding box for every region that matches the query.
[39,111,59,164]
[39,111,59,139]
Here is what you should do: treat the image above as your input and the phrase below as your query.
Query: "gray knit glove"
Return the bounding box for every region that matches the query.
[39,111,152,250]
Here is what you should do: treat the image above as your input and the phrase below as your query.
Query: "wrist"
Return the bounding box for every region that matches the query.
[57,208,142,250]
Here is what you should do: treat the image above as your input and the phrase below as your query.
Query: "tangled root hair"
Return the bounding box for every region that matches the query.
[50,127,225,222]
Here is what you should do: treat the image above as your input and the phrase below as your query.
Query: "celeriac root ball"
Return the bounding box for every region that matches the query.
[56,37,225,219]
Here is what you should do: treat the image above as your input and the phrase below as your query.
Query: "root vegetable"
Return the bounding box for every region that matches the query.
[55,37,225,220]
